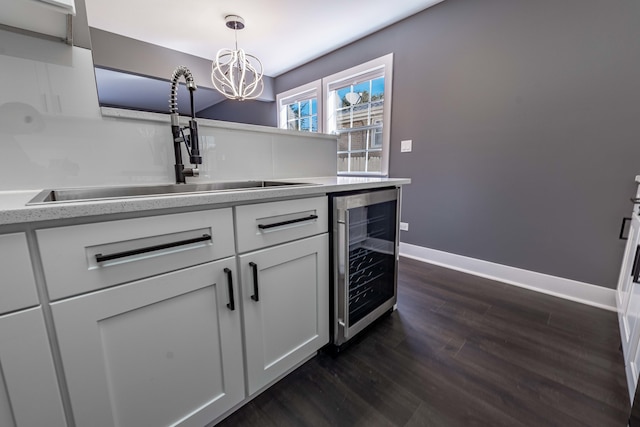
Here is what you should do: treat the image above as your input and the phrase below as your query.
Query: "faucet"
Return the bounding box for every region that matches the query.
[169,66,202,184]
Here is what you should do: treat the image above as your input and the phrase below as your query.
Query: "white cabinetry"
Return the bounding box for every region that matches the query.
[0,308,66,427]
[37,209,234,300]
[38,209,243,426]
[240,235,328,394]
[51,258,244,427]
[0,0,74,41]
[618,212,640,402]
[0,233,39,314]
[236,197,329,395]
[32,196,330,425]
[0,232,65,427]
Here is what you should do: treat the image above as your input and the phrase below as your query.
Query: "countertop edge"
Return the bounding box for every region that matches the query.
[0,177,410,226]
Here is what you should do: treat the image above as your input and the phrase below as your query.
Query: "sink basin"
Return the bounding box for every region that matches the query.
[27,181,315,205]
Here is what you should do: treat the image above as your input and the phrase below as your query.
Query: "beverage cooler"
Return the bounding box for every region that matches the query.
[329,187,400,347]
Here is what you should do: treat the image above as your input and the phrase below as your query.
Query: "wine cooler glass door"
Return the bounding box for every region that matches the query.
[333,187,399,346]
[346,198,397,326]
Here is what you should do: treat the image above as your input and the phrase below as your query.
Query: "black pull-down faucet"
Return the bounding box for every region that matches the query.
[169,66,202,184]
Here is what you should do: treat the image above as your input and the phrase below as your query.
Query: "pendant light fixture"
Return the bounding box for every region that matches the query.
[211,15,264,101]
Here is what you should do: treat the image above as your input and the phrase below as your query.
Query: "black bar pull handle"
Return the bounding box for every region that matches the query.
[95,234,211,263]
[633,245,640,284]
[224,268,235,311]
[631,198,640,205]
[249,262,260,302]
[620,217,632,240]
[258,214,318,230]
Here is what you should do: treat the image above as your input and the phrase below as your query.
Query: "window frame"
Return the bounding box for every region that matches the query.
[275,53,393,177]
[323,53,393,177]
[276,79,322,132]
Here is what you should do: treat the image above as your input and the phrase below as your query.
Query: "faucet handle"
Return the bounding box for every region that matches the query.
[182,167,199,178]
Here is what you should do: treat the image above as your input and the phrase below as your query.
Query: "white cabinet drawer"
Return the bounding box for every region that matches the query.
[37,209,235,300]
[0,233,39,315]
[235,196,328,253]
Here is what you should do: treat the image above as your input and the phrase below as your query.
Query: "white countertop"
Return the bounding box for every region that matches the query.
[0,176,410,226]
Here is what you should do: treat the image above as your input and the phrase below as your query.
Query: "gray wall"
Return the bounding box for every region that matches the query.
[90,28,222,92]
[199,99,276,127]
[72,0,91,49]
[275,0,640,288]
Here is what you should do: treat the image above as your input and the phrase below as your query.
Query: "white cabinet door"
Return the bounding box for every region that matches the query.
[52,257,244,427]
[618,215,640,354]
[617,215,640,312]
[0,232,39,315]
[240,234,329,395]
[0,307,66,427]
[617,213,640,401]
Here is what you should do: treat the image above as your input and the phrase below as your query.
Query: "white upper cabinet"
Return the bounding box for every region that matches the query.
[37,0,75,14]
[0,0,75,40]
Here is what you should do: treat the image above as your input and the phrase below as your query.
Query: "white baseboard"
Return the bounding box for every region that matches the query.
[399,242,616,311]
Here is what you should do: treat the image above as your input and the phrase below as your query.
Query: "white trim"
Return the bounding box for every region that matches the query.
[276,79,322,131]
[323,53,393,177]
[399,242,616,311]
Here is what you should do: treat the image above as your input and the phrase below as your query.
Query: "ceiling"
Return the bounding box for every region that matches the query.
[84,0,445,77]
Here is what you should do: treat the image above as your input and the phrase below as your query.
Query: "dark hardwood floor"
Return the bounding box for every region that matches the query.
[216,257,629,426]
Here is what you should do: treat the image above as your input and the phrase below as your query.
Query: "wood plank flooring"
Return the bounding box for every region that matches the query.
[216,257,629,426]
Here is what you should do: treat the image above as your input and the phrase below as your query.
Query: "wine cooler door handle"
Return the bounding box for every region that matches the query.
[342,210,350,336]
[620,217,632,240]
[249,262,260,302]
[224,268,235,311]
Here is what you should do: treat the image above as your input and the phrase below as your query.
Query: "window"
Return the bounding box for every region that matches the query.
[276,80,322,132]
[276,54,393,176]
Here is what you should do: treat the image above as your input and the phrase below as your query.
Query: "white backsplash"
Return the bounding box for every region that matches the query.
[0,29,337,191]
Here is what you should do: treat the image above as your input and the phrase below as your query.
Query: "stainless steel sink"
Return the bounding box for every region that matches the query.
[27,181,315,205]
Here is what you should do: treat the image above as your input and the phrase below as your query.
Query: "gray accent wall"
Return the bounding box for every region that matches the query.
[275,0,640,288]
[90,28,221,92]
[199,99,277,127]
[72,0,91,49]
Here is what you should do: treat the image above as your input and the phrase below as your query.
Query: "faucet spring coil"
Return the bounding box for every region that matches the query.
[169,65,197,115]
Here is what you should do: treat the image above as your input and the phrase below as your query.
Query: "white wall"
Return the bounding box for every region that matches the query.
[0,29,336,191]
